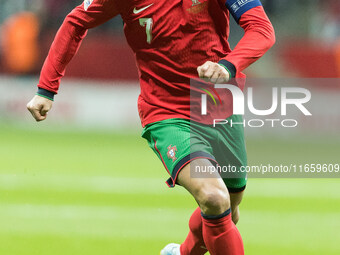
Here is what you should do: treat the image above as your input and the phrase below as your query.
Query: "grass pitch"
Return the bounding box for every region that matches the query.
[0,125,339,255]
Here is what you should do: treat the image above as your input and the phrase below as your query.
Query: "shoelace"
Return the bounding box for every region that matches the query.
[171,245,179,255]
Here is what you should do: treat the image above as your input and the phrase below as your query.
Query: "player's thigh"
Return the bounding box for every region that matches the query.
[214,115,248,193]
[177,158,231,215]
[141,118,215,187]
[230,191,244,208]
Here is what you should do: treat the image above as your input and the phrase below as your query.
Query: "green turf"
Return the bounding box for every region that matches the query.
[0,125,339,255]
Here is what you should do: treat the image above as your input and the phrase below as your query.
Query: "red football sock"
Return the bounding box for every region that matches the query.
[180,207,207,255]
[201,209,244,255]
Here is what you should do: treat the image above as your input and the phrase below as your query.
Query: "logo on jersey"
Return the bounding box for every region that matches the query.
[133,3,154,14]
[84,0,94,11]
[167,145,178,162]
[191,0,201,6]
[187,0,207,14]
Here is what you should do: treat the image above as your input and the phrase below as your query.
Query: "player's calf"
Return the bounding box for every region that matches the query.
[178,159,244,255]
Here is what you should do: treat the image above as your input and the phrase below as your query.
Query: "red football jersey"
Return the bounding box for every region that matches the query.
[38,0,275,126]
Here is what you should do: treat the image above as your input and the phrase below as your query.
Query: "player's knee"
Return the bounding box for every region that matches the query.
[198,187,230,216]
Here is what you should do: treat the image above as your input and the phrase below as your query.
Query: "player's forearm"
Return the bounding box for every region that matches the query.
[38,26,86,98]
[37,12,89,99]
[220,6,276,76]
[37,2,119,99]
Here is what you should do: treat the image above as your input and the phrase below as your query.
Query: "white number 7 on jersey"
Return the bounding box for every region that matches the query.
[139,18,153,44]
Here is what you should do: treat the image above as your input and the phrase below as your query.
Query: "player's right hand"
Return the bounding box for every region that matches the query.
[197,61,230,84]
[27,95,53,122]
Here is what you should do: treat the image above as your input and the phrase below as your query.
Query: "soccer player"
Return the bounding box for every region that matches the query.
[27,0,275,254]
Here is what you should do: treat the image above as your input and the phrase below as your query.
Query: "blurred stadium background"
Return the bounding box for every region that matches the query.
[0,1,339,255]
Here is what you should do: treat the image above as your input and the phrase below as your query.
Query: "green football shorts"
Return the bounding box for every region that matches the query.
[141,115,247,193]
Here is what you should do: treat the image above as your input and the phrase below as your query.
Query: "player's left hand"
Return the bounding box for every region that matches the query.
[197,61,230,84]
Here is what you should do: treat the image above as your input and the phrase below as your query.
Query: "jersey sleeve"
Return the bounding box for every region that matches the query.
[218,1,275,78]
[37,0,119,99]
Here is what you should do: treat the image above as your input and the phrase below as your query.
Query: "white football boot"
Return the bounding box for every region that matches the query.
[160,243,181,255]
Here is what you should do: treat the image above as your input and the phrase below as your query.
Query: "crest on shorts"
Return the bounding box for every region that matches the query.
[167,145,178,162]
[84,0,94,11]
